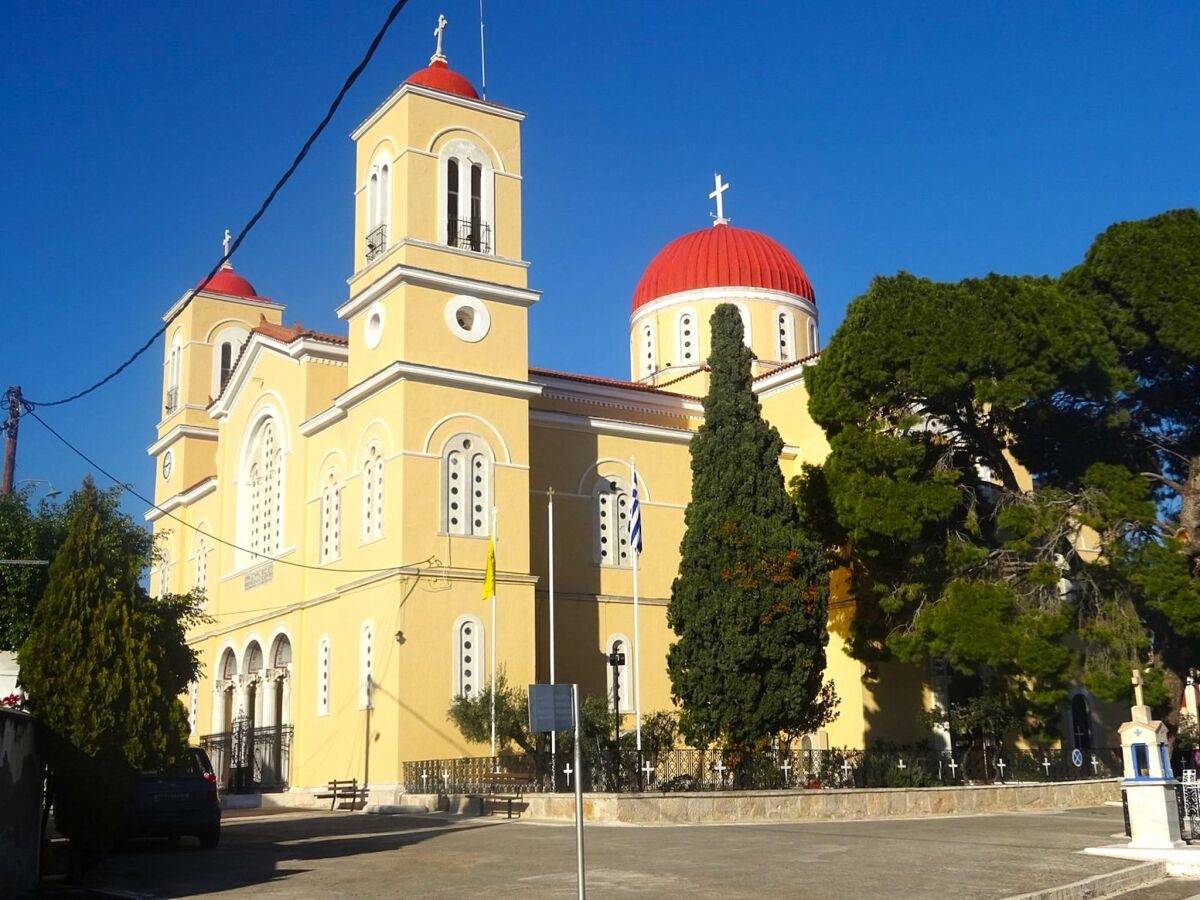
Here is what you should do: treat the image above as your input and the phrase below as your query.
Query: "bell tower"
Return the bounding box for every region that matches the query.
[338,17,537,386]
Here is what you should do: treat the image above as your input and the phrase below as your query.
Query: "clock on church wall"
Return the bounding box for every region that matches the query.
[162,450,173,480]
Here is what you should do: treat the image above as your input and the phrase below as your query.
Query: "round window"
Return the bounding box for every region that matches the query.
[444,295,491,343]
[364,302,385,350]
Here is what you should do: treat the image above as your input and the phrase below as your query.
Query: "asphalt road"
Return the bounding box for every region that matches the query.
[79,804,1158,899]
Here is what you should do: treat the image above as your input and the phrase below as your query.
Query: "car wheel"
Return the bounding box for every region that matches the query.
[198,827,220,849]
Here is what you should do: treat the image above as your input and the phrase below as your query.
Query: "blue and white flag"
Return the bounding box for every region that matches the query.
[629,468,643,554]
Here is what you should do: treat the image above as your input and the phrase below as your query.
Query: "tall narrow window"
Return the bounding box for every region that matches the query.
[446,159,460,247]
[368,172,379,227]
[321,471,341,563]
[317,637,331,716]
[359,623,374,709]
[454,616,484,699]
[166,338,181,414]
[157,552,171,598]
[676,312,696,366]
[378,165,389,226]
[361,446,385,543]
[777,310,795,362]
[595,478,632,567]
[189,682,199,737]
[219,342,233,390]
[443,435,492,536]
[808,320,819,355]
[469,163,482,251]
[640,322,656,378]
[194,536,209,597]
[245,418,283,559]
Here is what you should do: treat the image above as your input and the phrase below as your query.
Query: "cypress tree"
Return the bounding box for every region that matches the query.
[19,478,202,858]
[667,304,836,748]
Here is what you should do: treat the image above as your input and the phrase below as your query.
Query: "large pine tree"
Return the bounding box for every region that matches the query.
[19,478,203,854]
[667,304,836,748]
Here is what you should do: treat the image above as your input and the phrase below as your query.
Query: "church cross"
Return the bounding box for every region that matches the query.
[1042,757,1052,777]
[896,758,906,771]
[947,757,958,779]
[431,14,448,64]
[712,760,727,781]
[223,228,232,258]
[995,758,1007,779]
[779,758,792,783]
[642,759,655,785]
[1132,668,1146,707]
[563,761,573,787]
[709,173,730,225]
[841,758,853,783]
[1090,754,1101,775]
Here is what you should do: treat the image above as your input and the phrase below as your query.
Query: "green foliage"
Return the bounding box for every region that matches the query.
[0,488,66,651]
[668,304,836,748]
[447,670,536,754]
[18,478,205,852]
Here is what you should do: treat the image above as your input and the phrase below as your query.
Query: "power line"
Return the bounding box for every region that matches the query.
[26,0,413,410]
[24,406,432,576]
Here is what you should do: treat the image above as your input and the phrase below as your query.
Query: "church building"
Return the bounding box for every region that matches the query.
[148,27,957,796]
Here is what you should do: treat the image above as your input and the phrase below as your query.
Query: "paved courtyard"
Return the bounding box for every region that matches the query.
[81,804,1171,898]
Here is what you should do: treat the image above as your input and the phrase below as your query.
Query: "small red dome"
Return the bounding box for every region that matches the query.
[632,224,815,311]
[405,60,479,99]
[197,265,265,301]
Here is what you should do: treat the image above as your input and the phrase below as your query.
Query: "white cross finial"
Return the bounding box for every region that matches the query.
[709,173,730,226]
[431,14,448,64]
[222,228,232,257]
[1132,668,1146,708]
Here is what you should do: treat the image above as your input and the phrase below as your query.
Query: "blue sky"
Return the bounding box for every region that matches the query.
[2,1,1196,513]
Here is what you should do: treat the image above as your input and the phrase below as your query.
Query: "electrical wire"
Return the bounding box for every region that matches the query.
[25,406,433,576]
[26,0,413,409]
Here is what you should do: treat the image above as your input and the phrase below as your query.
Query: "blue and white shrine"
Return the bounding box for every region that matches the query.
[1119,669,1187,849]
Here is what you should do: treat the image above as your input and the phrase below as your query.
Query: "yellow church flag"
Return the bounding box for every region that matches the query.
[482,534,496,601]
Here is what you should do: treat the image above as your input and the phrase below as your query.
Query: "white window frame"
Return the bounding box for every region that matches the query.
[317,636,331,717]
[437,139,496,255]
[193,535,209,599]
[211,326,249,397]
[640,320,656,378]
[808,319,819,355]
[359,621,375,709]
[451,613,485,700]
[361,444,386,544]
[675,308,698,367]
[320,470,342,564]
[734,303,752,347]
[240,415,284,563]
[594,475,633,568]
[166,335,182,412]
[441,434,493,537]
[606,634,633,713]
[775,308,796,362]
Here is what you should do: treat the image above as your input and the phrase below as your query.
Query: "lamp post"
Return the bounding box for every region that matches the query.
[15,479,61,500]
[608,646,625,791]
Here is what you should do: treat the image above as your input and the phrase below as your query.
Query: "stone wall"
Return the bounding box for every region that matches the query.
[0,709,42,897]
[516,779,1119,825]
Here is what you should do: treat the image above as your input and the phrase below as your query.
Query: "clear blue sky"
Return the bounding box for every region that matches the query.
[2,1,1197,514]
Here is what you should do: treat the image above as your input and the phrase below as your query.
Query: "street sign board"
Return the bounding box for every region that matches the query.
[528,683,575,732]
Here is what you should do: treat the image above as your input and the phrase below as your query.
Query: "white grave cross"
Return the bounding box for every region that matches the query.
[948,758,958,779]
[563,762,573,787]
[1042,757,1052,777]
[642,759,655,784]
[709,173,730,225]
[712,760,727,781]
[896,758,907,771]
[1090,754,1101,775]
[780,759,792,783]
[841,759,853,783]
[995,758,1007,779]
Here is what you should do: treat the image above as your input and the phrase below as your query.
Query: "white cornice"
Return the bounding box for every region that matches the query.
[531,372,704,419]
[147,424,219,458]
[350,82,525,142]
[162,291,285,323]
[144,477,217,523]
[300,360,543,437]
[346,236,529,285]
[629,286,817,328]
[530,409,694,445]
[339,263,540,321]
[209,334,349,420]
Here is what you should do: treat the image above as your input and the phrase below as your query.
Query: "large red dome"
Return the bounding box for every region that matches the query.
[196,265,266,301]
[405,60,479,99]
[632,224,815,311]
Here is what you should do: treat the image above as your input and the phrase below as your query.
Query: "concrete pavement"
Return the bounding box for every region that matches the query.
[79,805,1193,898]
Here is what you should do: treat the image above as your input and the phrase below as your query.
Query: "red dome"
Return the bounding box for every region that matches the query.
[632,224,815,311]
[405,60,479,99]
[197,265,265,301]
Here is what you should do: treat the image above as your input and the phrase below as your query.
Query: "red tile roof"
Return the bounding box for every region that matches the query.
[530,367,701,402]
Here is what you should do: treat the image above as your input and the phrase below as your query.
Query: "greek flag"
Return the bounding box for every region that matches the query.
[629,468,643,554]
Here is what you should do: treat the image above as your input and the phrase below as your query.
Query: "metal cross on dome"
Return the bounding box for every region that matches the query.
[431,14,448,64]
[709,173,730,226]
[223,228,232,258]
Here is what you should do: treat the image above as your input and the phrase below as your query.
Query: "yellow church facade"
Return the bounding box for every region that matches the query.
[148,41,934,797]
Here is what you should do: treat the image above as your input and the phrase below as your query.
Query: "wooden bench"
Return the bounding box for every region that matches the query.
[316,778,364,810]
[482,772,534,819]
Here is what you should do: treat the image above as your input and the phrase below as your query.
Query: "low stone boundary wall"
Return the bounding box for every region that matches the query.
[517,778,1119,825]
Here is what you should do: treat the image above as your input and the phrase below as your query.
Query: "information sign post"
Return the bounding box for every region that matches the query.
[529,683,585,899]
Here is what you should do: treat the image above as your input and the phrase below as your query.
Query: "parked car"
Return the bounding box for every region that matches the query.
[127,746,221,848]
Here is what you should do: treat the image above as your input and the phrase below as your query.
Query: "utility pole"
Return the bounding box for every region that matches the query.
[2,386,21,496]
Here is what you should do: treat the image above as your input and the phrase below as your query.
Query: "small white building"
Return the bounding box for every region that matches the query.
[0,652,18,698]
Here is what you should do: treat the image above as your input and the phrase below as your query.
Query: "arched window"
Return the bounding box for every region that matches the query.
[676,311,697,366]
[365,155,390,261]
[440,140,494,254]
[606,635,632,713]
[359,622,374,709]
[210,326,249,397]
[453,615,484,699]
[320,470,341,564]
[594,476,632,568]
[219,342,234,389]
[361,445,385,543]
[194,535,209,598]
[808,320,819,355]
[166,336,182,414]
[244,417,283,559]
[157,551,171,598]
[776,310,796,362]
[317,637,331,716]
[442,435,492,537]
[219,648,238,684]
[640,321,656,378]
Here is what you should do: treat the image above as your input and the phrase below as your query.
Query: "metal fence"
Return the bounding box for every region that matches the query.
[198,719,293,794]
[403,746,1126,794]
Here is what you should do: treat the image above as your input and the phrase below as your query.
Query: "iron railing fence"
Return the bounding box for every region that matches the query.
[448,217,491,254]
[164,386,179,415]
[403,746,1126,794]
[198,721,293,793]
[365,224,387,261]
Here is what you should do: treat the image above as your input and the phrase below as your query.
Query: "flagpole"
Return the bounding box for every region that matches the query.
[632,459,642,752]
[490,506,497,762]
[548,488,557,762]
